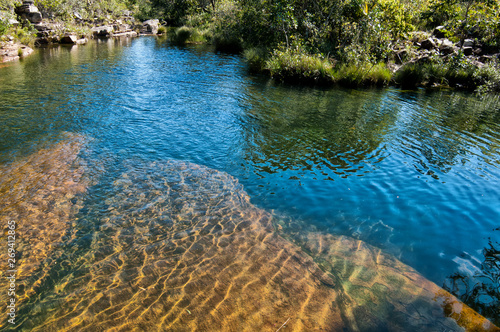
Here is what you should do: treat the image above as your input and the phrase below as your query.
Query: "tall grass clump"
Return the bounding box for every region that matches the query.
[394,63,428,88]
[336,63,392,87]
[474,60,500,94]
[170,26,192,45]
[266,48,334,84]
[243,47,268,73]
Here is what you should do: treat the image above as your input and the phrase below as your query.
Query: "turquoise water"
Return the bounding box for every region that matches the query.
[1,37,499,326]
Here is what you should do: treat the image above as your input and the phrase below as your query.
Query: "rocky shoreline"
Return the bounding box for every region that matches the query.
[1,0,161,63]
[392,26,500,72]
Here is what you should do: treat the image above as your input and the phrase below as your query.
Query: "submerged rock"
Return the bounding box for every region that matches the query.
[4,155,497,331]
[0,133,90,329]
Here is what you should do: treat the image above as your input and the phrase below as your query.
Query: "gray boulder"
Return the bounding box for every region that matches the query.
[8,18,20,28]
[463,39,474,48]
[92,25,114,37]
[142,19,159,35]
[439,39,455,55]
[15,0,42,24]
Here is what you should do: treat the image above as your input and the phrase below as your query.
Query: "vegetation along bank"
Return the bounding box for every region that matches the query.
[1,0,500,93]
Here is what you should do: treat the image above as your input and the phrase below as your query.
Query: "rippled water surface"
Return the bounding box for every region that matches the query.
[0,37,499,330]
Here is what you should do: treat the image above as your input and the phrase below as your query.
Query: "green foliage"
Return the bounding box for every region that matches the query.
[0,16,10,35]
[34,0,128,21]
[0,0,19,11]
[11,23,37,46]
[394,53,483,90]
[422,0,500,50]
[158,25,167,34]
[148,0,197,26]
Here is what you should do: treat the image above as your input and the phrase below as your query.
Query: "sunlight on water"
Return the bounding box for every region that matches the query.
[0,135,497,331]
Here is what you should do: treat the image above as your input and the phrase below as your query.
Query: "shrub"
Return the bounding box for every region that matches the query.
[394,62,429,88]
[212,32,242,53]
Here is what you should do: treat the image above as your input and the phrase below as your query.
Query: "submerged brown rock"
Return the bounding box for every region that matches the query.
[0,136,497,331]
[0,133,89,328]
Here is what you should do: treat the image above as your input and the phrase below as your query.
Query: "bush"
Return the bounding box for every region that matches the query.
[394,62,430,88]
[212,32,242,53]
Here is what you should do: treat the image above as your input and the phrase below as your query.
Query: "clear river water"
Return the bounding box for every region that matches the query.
[0,37,499,331]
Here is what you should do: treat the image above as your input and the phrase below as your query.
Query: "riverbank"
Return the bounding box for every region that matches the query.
[0,0,164,63]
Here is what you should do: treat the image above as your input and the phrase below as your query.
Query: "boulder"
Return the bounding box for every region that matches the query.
[76,38,88,45]
[439,39,455,55]
[420,38,436,50]
[142,19,159,35]
[92,25,114,37]
[113,24,131,33]
[34,37,49,46]
[433,26,446,38]
[15,0,42,24]
[60,34,78,44]
[479,55,493,63]
[463,39,474,48]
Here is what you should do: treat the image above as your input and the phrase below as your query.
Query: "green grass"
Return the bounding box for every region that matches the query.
[264,48,393,87]
[335,63,392,87]
[266,48,335,85]
[169,26,210,45]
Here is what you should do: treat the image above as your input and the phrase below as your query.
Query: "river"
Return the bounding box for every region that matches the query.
[0,36,499,331]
